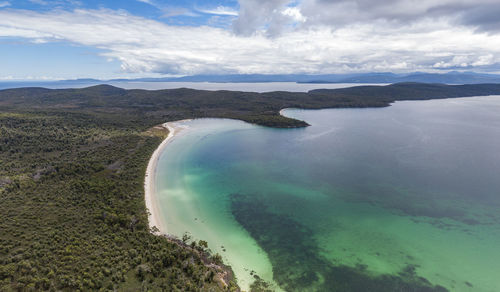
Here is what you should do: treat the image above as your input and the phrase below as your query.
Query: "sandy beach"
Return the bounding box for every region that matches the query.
[144,120,191,235]
[143,118,282,291]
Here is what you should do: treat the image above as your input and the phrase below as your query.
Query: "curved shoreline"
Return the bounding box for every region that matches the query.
[143,118,283,291]
[144,119,191,235]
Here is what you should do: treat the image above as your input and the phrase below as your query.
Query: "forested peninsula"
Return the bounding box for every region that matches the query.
[1,82,500,291]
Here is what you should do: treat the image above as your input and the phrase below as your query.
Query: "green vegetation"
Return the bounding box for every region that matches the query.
[1,82,499,291]
[0,112,235,291]
[1,83,500,129]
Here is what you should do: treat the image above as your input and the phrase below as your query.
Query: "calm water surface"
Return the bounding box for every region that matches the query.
[155,96,500,291]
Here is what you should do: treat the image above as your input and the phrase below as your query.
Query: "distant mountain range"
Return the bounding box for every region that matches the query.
[111,71,500,84]
[2,71,500,89]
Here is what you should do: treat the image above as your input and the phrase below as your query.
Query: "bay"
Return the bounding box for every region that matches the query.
[155,95,500,291]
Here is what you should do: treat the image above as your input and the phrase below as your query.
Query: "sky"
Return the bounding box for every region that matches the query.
[1,0,500,80]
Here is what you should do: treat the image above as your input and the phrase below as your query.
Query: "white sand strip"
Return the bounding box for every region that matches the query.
[144,120,191,234]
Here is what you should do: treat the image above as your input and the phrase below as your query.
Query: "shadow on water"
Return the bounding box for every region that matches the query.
[230,193,448,292]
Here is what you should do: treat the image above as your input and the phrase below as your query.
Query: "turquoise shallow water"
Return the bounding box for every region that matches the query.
[155,96,500,291]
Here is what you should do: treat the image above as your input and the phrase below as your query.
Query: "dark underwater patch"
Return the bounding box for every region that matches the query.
[230,193,448,292]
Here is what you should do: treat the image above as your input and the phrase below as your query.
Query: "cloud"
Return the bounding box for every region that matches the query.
[232,0,500,36]
[282,7,306,23]
[198,6,238,16]
[0,7,499,75]
[136,0,162,10]
[135,0,198,18]
[0,1,10,8]
[459,4,500,33]
[301,0,500,33]
[160,7,199,18]
[232,0,293,36]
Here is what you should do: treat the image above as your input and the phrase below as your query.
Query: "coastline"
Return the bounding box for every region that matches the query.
[143,118,281,291]
[144,119,191,235]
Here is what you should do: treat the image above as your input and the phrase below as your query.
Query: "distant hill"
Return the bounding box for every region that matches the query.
[330,72,500,84]
[2,82,500,128]
[125,71,500,84]
[2,72,500,90]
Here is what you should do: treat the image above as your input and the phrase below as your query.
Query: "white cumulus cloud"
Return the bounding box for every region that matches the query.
[0,6,499,75]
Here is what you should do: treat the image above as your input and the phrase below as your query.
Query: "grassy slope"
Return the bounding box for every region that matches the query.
[1,82,500,291]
